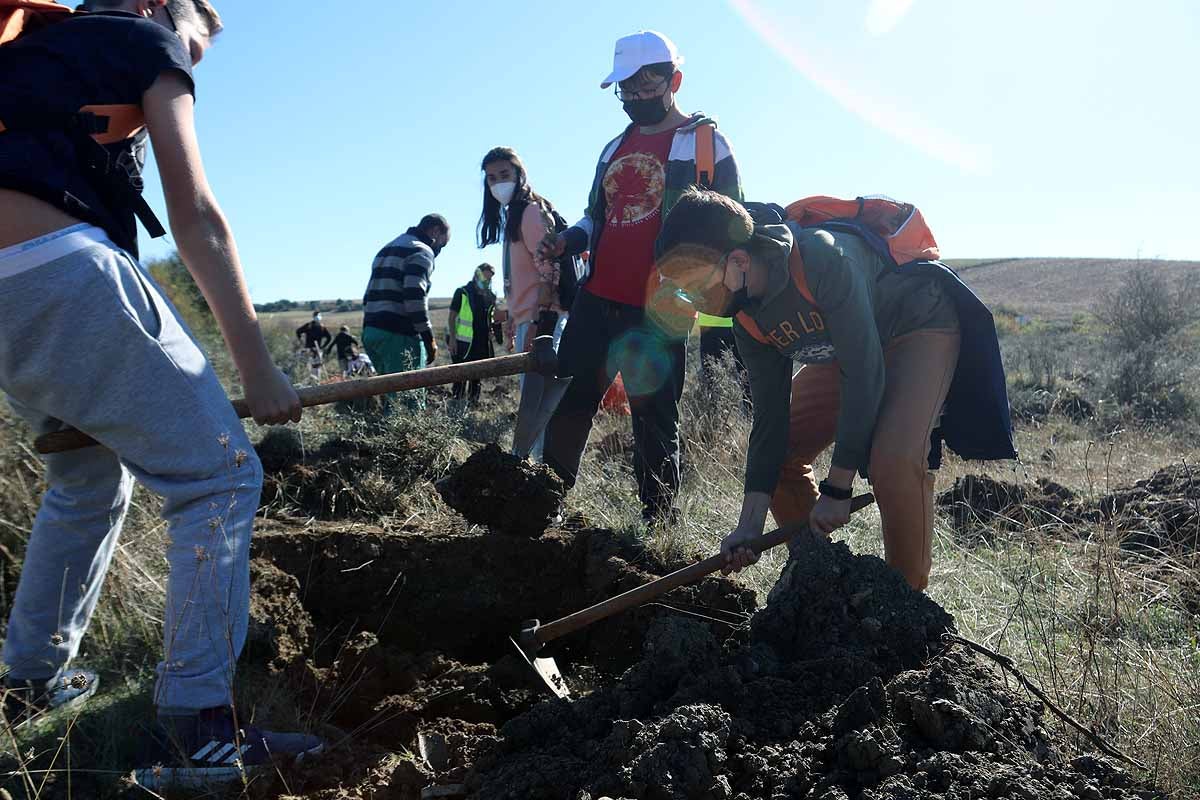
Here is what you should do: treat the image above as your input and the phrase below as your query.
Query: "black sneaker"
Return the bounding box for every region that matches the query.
[132,706,324,791]
[1,670,98,729]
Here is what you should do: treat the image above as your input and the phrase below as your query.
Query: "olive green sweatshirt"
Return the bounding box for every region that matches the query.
[734,222,959,494]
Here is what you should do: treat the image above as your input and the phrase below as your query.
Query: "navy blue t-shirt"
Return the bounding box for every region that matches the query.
[0,11,194,256]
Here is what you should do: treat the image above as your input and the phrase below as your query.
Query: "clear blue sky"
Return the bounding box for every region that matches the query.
[138,0,1199,302]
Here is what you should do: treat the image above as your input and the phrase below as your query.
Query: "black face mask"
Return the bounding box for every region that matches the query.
[623,95,671,126]
[431,240,445,257]
[717,286,752,317]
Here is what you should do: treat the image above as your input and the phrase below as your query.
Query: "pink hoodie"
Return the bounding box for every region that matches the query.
[505,202,564,326]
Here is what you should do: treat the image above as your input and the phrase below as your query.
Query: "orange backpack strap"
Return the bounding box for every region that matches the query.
[694,123,715,189]
[0,0,72,46]
[790,250,816,306]
[735,311,770,344]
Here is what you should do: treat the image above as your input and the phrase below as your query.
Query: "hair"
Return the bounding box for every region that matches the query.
[417,213,449,236]
[477,262,495,272]
[476,146,558,249]
[83,1,223,36]
[655,186,754,260]
[620,61,676,87]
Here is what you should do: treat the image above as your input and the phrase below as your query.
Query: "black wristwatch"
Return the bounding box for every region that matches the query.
[818,480,852,501]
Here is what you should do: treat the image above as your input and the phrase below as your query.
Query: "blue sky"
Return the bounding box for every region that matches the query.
[138,0,1199,302]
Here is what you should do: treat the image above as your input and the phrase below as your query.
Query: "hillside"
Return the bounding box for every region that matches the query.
[949,257,1200,319]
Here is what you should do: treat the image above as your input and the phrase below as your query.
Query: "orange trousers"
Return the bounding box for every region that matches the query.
[770,330,961,591]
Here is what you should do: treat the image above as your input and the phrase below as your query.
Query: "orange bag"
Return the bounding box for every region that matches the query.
[785,195,940,266]
[601,373,631,416]
[0,0,72,46]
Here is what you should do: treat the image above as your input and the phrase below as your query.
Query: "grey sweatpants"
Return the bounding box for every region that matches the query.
[0,225,261,713]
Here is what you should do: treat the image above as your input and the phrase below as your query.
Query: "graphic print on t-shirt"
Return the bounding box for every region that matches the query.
[603,152,666,226]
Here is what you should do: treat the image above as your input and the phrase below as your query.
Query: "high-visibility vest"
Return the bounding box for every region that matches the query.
[455,291,474,343]
[696,312,733,329]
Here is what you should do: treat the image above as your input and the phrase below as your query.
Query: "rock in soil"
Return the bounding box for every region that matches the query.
[436,443,565,537]
[466,535,1163,800]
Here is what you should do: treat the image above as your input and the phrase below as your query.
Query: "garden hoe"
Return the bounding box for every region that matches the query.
[32,338,557,454]
[512,493,876,699]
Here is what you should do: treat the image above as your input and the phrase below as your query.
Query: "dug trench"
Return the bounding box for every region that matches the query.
[246,520,1163,800]
[246,516,757,797]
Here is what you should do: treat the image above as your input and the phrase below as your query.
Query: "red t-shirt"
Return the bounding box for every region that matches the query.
[586,124,679,308]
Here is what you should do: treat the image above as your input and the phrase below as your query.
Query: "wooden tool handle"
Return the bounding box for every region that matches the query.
[534,493,875,646]
[34,352,535,455]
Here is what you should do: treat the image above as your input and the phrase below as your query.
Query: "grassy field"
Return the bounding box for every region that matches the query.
[1,256,1198,797]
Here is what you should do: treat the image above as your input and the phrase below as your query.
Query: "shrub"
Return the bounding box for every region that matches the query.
[1093,266,1200,350]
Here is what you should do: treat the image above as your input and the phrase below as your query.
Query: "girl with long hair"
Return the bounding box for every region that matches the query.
[477,146,570,461]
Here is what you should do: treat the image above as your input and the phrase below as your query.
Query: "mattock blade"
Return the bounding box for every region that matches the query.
[509,635,571,699]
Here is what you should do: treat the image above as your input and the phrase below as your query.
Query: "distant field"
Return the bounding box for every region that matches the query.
[948,257,1200,319]
[261,299,453,339]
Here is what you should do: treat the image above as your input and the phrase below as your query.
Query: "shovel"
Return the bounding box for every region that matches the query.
[32,341,555,455]
[512,493,875,699]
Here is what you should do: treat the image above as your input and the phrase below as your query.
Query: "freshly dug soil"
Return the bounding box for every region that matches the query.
[942,465,1200,555]
[248,516,755,790]
[1097,463,1200,553]
[938,474,1082,533]
[467,535,1160,800]
[435,443,566,537]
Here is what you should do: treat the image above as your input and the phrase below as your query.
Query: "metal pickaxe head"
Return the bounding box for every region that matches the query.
[510,618,570,699]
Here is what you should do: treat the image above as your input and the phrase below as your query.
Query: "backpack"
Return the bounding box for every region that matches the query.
[0,0,167,246]
[0,0,71,46]
[785,196,940,268]
[546,206,584,311]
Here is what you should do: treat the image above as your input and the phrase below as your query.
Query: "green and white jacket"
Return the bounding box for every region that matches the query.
[562,112,743,270]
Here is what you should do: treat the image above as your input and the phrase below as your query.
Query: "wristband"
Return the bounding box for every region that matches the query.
[818,480,852,501]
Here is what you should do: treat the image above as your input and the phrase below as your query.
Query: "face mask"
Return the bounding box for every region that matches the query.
[623,95,670,126]
[490,181,517,206]
[432,239,445,256]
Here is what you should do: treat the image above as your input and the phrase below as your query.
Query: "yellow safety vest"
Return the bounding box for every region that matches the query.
[696,312,733,329]
[455,291,474,343]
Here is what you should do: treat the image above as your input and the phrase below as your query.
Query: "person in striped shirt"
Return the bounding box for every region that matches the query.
[361,213,449,410]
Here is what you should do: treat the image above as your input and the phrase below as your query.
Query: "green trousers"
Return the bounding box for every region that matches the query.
[362,327,426,411]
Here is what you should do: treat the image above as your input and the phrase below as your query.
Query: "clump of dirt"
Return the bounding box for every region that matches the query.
[751,531,954,679]
[436,443,565,537]
[245,558,312,673]
[256,425,448,520]
[1097,463,1200,553]
[467,536,1160,800]
[938,474,1082,532]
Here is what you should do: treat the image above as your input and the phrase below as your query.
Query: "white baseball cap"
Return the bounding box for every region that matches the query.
[600,30,684,89]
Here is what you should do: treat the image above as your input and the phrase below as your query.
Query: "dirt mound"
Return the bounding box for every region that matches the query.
[1098,463,1200,552]
[941,465,1200,554]
[938,474,1082,532]
[257,426,445,520]
[436,443,565,537]
[467,537,1158,800]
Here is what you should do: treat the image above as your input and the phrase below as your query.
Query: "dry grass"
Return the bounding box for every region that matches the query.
[1,310,1198,797]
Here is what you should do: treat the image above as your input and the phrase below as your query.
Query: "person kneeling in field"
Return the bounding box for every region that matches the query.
[654,188,1016,590]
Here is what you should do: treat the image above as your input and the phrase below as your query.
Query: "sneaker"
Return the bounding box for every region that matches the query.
[1,670,98,729]
[132,706,324,791]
